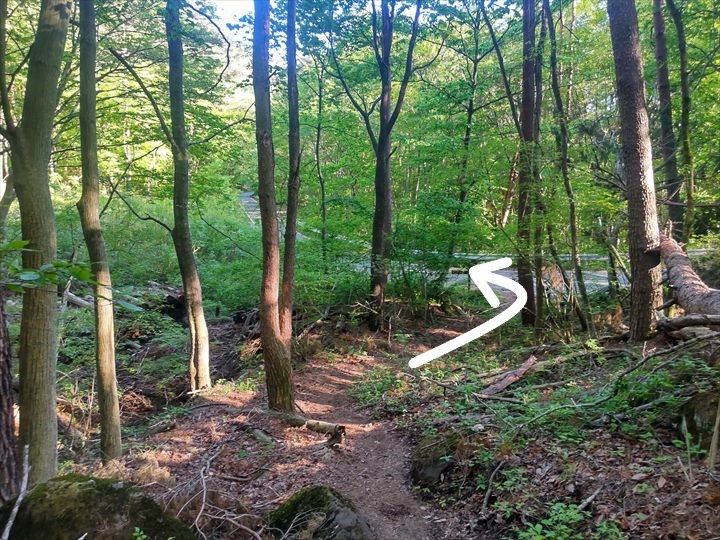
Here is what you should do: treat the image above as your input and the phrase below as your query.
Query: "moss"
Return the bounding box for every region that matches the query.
[0,475,194,540]
[267,485,373,539]
[411,431,461,487]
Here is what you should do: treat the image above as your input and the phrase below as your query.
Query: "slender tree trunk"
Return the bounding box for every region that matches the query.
[543,0,591,331]
[532,7,546,330]
[3,0,71,486]
[666,0,694,242]
[313,59,328,274]
[0,147,14,242]
[653,0,683,240]
[607,0,662,340]
[165,0,211,391]
[280,0,300,349]
[253,0,294,412]
[77,0,121,462]
[0,293,17,503]
[517,0,537,326]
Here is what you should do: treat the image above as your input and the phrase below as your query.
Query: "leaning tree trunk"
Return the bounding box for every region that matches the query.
[666,0,694,242]
[517,0,538,326]
[77,0,122,462]
[653,0,683,240]
[652,235,720,315]
[253,0,294,412]
[165,0,211,391]
[6,0,71,485]
[280,0,300,350]
[0,293,17,502]
[607,0,663,340]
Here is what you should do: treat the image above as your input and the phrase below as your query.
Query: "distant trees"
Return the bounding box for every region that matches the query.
[253,0,295,412]
[607,0,662,339]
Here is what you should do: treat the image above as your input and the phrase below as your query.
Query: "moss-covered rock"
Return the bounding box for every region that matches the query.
[266,485,374,539]
[410,431,460,487]
[0,474,194,540]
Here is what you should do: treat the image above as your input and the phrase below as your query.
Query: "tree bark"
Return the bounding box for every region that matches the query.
[532,6,546,330]
[77,0,122,462]
[165,0,211,391]
[543,0,591,332]
[0,293,18,503]
[652,234,720,315]
[280,0,300,349]
[253,0,294,412]
[607,0,663,340]
[517,0,537,326]
[2,0,71,485]
[665,0,694,242]
[653,0,683,240]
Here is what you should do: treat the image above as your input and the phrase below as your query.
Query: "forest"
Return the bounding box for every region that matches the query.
[1,0,720,538]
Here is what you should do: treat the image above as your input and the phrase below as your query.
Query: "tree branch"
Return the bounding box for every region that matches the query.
[108,47,174,148]
[388,0,422,131]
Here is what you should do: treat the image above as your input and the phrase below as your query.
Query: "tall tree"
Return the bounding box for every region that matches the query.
[0,0,71,485]
[516,0,537,326]
[607,0,662,340]
[331,0,422,329]
[0,294,17,502]
[543,0,591,331]
[653,0,683,240]
[666,0,694,242]
[253,0,295,412]
[165,0,212,391]
[280,0,300,350]
[77,0,122,462]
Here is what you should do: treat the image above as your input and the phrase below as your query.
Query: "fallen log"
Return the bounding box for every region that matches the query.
[649,235,720,315]
[480,355,537,396]
[657,314,720,331]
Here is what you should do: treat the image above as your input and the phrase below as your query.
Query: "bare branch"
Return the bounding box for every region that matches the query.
[185,2,231,98]
[388,0,422,131]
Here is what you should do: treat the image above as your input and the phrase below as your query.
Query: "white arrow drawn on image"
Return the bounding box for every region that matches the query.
[408,257,528,369]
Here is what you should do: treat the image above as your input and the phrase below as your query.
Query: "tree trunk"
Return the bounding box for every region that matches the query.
[666,0,694,242]
[165,0,211,391]
[280,0,300,349]
[543,0,591,331]
[532,7,546,330]
[313,57,328,274]
[607,0,662,340]
[4,0,71,486]
[652,234,720,315]
[0,293,18,503]
[517,0,537,326]
[253,0,294,412]
[77,0,122,462]
[653,0,683,240]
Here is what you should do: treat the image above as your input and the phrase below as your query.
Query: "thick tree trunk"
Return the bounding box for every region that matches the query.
[517,0,537,326]
[253,0,294,412]
[77,0,122,462]
[280,0,300,349]
[543,0,591,331]
[607,0,663,340]
[5,0,71,485]
[165,0,211,391]
[0,293,18,503]
[653,0,683,240]
[653,234,720,315]
[666,0,694,242]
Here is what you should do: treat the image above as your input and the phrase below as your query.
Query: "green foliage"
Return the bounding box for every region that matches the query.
[516,503,588,540]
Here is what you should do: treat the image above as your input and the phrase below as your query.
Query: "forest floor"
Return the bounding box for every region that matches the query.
[55,296,720,539]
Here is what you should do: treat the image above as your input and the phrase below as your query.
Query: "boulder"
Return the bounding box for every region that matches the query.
[0,474,194,540]
[267,485,374,539]
[411,432,460,487]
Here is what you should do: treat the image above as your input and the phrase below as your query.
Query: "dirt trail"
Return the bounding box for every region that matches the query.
[284,354,449,539]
